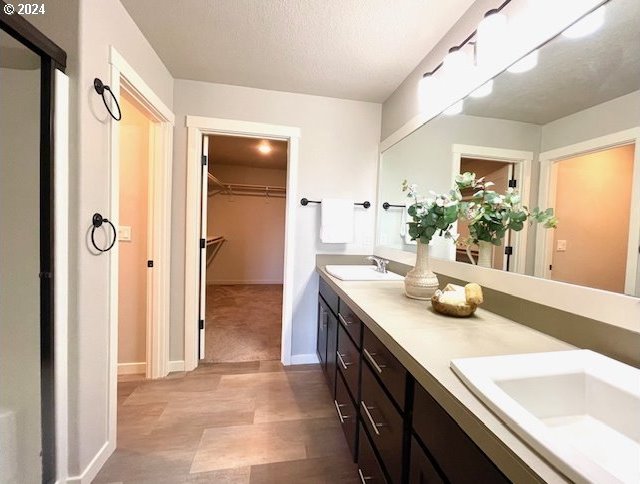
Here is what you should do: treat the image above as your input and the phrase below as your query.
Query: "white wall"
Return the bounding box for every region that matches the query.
[171,80,381,360]
[207,165,287,285]
[29,0,175,478]
[0,66,42,484]
[541,90,640,152]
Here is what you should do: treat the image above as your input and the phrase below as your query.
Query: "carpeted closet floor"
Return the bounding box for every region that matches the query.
[205,284,282,363]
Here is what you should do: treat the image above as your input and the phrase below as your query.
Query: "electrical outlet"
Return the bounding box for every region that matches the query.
[556,239,567,252]
[118,225,132,242]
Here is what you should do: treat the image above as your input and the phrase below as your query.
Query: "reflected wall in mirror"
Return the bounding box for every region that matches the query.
[377,0,640,296]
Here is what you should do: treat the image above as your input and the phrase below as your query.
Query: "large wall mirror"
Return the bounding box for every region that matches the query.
[377,0,640,297]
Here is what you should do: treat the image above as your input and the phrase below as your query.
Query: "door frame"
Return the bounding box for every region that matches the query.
[107,47,174,444]
[535,128,640,295]
[184,115,300,371]
[452,144,534,274]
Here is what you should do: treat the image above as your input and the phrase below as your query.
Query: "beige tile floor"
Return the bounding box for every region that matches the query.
[93,361,358,483]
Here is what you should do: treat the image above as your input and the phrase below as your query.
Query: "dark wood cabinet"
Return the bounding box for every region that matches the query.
[363,328,407,410]
[335,371,358,460]
[409,436,445,484]
[358,423,389,484]
[361,360,404,483]
[317,275,510,484]
[413,383,510,484]
[317,299,329,370]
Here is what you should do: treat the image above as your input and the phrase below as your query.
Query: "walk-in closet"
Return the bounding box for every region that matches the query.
[202,134,288,363]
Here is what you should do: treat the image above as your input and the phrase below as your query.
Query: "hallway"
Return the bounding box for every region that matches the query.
[93,361,357,483]
[205,285,283,363]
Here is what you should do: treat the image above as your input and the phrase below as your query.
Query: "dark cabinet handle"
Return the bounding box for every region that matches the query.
[361,400,384,436]
[337,351,351,370]
[334,400,350,423]
[364,348,386,374]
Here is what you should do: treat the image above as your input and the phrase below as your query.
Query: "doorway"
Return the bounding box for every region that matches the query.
[543,144,635,293]
[116,92,154,376]
[202,135,288,362]
[184,116,300,370]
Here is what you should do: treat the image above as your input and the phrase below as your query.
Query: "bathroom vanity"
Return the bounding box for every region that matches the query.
[316,265,577,484]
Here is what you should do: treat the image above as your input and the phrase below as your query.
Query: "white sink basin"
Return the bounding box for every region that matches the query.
[325,265,404,281]
[451,350,640,484]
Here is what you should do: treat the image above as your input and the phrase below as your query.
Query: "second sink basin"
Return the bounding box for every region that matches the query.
[325,265,404,281]
[451,350,640,484]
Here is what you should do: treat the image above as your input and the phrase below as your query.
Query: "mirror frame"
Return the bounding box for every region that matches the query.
[374,0,640,334]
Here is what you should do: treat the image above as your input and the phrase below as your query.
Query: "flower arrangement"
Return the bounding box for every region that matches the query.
[401,180,461,244]
[454,172,558,248]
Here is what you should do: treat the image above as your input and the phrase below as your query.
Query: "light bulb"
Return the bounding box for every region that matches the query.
[419,73,438,114]
[443,100,463,116]
[476,10,508,67]
[507,50,538,73]
[470,80,493,98]
[257,142,272,154]
[562,6,605,39]
[444,47,472,73]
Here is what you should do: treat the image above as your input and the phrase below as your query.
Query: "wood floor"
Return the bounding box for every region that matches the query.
[93,361,358,483]
[205,285,282,363]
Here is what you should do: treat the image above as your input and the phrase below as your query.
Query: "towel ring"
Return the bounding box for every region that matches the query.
[91,213,117,252]
[94,78,122,121]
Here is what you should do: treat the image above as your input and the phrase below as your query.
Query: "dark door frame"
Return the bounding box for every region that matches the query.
[1,4,66,483]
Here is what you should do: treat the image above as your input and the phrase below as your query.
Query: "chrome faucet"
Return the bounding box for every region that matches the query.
[367,256,389,274]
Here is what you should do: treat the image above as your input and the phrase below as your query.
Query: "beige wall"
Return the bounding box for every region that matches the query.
[207,165,286,284]
[118,94,150,366]
[0,65,42,484]
[29,0,175,476]
[171,80,382,360]
[551,144,635,292]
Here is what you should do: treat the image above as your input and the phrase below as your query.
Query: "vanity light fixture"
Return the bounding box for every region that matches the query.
[444,46,472,72]
[507,50,538,73]
[443,100,464,116]
[470,80,494,98]
[562,5,605,39]
[257,141,272,154]
[476,9,508,66]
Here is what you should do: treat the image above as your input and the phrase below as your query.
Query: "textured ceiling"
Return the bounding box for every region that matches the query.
[208,135,288,170]
[464,0,640,125]
[120,0,475,102]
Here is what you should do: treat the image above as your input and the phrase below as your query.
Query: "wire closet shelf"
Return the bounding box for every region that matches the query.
[208,173,286,198]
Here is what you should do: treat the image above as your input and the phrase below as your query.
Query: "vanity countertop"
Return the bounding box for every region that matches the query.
[317,264,575,484]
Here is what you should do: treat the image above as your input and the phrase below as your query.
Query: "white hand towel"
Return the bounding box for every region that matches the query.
[320,198,354,243]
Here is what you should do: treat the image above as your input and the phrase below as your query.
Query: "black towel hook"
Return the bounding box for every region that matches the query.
[91,213,117,253]
[94,78,122,121]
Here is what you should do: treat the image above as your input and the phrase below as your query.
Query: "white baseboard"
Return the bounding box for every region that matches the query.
[66,440,115,484]
[206,279,283,285]
[168,360,185,372]
[117,362,146,375]
[290,353,319,365]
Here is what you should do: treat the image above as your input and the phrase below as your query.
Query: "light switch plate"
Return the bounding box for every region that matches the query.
[118,225,132,242]
[556,239,567,252]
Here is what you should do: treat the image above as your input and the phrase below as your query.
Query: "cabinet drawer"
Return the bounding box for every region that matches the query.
[409,436,445,484]
[317,299,328,370]
[338,300,362,347]
[363,328,406,410]
[358,423,388,484]
[413,383,509,484]
[319,276,339,316]
[335,371,358,461]
[337,323,360,401]
[361,362,403,484]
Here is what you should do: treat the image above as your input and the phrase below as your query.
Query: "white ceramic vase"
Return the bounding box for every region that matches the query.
[477,240,493,268]
[404,242,439,300]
